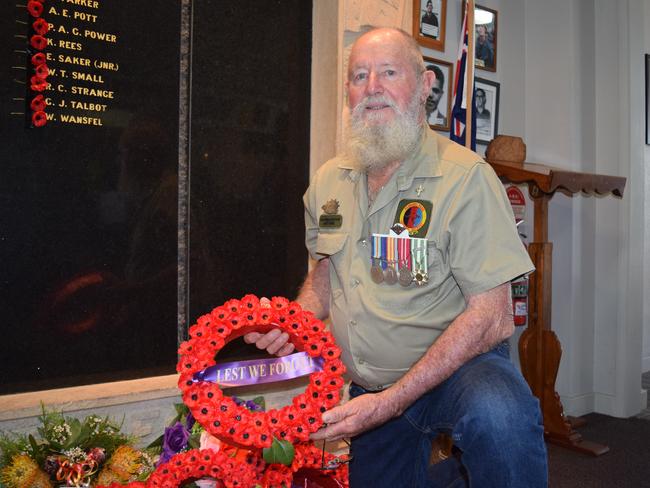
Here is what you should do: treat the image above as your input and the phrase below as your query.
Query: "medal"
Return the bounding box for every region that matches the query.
[384,265,398,285]
[370,236,385,283]
[414,269,429,286]
[370,231,429,287]
[412,238,428,286]
[371,260,385,284]
[397,236,413,287]
[398,265,413,286]
[383,236,398,285]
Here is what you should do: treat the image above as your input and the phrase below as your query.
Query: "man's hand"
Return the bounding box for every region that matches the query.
[310,391,400,441]
[245,259,330,357]
[243,329,295,356]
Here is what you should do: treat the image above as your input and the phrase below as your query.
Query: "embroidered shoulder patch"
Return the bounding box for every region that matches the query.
[394,199,433,236]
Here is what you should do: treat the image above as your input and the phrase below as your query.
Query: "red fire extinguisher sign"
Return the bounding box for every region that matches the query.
[506,184,529,326]
[512,279,528,326]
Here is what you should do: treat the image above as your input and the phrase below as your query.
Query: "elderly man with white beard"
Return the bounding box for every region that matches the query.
[245,28,548,487]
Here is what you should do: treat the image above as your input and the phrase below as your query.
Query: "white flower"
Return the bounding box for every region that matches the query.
[140,451,155,466]
[63,447,86,463]
[51,424,71,443]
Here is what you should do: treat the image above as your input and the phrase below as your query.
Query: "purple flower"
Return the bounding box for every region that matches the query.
[43,455,60,476]
[158,421,190,465]
[185,412,195,431]
[245,400,262,412]
[232,395,263,412]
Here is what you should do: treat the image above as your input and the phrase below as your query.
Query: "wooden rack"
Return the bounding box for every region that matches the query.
[487,158,626,456]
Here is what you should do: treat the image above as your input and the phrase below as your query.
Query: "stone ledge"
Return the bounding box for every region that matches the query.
[0,375,349,454]
[0,375,320,422]
[0,374,180,421]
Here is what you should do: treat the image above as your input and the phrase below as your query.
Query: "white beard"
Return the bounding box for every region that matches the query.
[343,92,424,173]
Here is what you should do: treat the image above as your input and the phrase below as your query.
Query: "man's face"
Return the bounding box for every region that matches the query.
[425,78,443,114]
[477,26,488,44]
[426,2,433,13]
[346,30,428,127]
[475,90,486,111]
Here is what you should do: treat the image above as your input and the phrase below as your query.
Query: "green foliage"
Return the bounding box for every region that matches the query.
[146,402,195,452]
[262,437,295,466]
[250,396,266,411]
[0,404,132,470]
[0,434,29,467]
[173,403,189,422]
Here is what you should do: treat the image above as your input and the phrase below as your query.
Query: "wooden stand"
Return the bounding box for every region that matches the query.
[487,159,626,456]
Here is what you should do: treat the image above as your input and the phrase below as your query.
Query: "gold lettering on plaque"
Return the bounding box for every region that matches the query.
[72,11,98,22]
[71,71,104,83]
[59,115,103,126]
[64,0,100,8]
[83,29,117,42]
[40,0,118,128]
[69,101,108,112]
[57,54,91,66]
[58,40,83,51]
[70,86,114,99]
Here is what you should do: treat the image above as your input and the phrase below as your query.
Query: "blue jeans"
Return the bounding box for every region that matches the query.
[348,343,547,487]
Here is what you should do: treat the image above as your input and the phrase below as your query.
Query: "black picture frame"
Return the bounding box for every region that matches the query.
[423,56,453,132]
[463,3,498,72]
[475,77,500,145]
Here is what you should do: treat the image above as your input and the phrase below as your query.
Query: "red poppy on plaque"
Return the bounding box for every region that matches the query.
[31,52,46,66]
[32,18,49,36]
[30,34,47,51]
[27,0,44,18]
[30,94,46,112]
[35,63,49,80]
[31,111,47,127]
[30,75,47,92]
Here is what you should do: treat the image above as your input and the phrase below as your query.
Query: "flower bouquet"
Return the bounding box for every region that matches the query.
[0,406,155,488]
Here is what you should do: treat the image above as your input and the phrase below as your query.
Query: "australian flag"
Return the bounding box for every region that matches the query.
[449,0,476,151]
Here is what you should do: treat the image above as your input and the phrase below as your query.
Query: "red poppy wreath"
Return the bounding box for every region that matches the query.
[177,295,346,450]
[131,444,347,488]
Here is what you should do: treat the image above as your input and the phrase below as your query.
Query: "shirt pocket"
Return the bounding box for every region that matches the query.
[315,231,348,257]
[426,239,450,288]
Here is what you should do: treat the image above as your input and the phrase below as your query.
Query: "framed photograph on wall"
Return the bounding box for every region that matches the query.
[423,56,453,132]
[474,4,497,71]
[412,0,447,52]
[474,77,500,144]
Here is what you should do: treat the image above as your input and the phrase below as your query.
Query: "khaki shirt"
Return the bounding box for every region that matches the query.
[304,129,533,389]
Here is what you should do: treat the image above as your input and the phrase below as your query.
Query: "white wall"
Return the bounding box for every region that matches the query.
[523,0,592,413]
[311,0,649,417]
[643,0,650,375]
[497,0,648,417]
[502,0,647,416]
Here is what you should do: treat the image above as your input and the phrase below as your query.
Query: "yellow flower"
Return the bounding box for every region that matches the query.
[97,445,143,482]
[28,469,52,488]
[95,469,123,486]
[0,454,53,488]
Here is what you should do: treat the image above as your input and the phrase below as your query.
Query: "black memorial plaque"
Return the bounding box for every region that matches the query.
[1,1,181,393]
[188,0,311,359]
